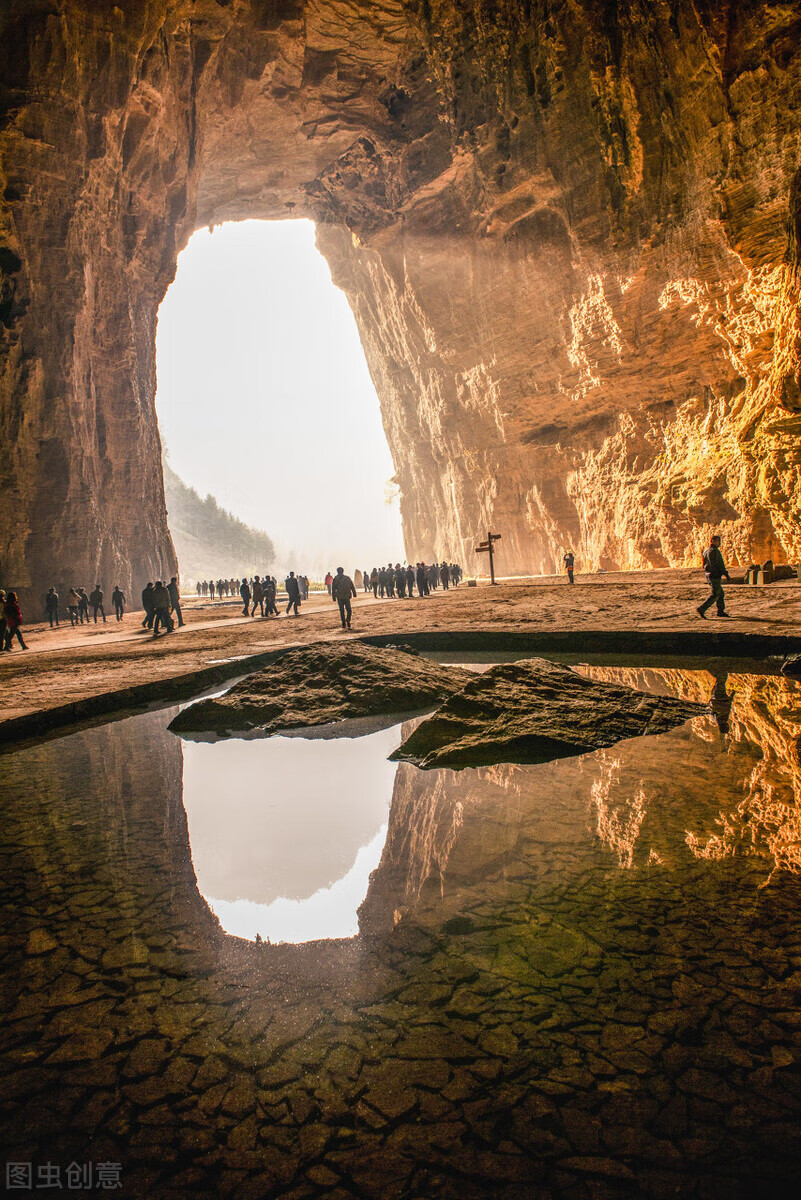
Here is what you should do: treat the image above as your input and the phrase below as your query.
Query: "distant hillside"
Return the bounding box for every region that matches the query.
[163,459,275,584]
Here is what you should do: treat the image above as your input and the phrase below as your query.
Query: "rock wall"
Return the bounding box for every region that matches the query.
[1,0,800,598]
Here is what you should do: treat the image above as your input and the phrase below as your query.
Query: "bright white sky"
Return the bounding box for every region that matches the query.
[155,219,404,575]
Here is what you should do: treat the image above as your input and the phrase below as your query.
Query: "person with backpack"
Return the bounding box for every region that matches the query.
[697,534,731,619]
[168,577,184,627]
[331,567,357,629]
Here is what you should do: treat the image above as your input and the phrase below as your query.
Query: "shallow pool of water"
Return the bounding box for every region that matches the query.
[3,655,801,1197]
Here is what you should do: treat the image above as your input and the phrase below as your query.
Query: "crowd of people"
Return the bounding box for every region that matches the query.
[354,562,463,598]
[0,535,749,653]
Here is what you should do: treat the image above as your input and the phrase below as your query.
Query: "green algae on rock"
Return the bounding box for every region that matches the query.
[168,641,472,739]
[390,658,707,770]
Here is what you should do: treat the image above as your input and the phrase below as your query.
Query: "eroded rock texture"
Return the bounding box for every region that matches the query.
[1,1,800,598]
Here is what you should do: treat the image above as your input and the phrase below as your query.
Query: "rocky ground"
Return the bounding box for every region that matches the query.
[2,570,801,733]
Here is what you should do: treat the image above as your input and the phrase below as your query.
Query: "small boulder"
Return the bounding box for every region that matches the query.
[390,658,707,770]
[168,641,472,738]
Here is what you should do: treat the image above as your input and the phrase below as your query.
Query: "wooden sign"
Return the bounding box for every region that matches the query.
[475,530,501,584]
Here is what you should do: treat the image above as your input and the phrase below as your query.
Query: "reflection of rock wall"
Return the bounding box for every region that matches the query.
[363,668,801,932]
[1,3,800,595]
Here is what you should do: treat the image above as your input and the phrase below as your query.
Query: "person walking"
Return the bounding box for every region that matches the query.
[324,571,333,596]
[285,572,301,616]
[563,551,575,584]
[371,568,379,598]
[396,564,407,598]
[3,592,27,650]
[697,534,731,619]
[112,585,126,621]
[67,587,81,626]
[77,587,90,623]
[264,576,278,616]
[89,584,106,623]
[441,562,450,589]
[363,569,371,594]
[152,581,173,636]
[331,566,357,629]
[45,587,59,627]
[141,582,155,629]
[168,577,184,626]
[406,564,415,596]
[250,575,264,616]
[239,577,251,616]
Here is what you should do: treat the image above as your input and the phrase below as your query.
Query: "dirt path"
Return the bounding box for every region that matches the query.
[2,570,800,730]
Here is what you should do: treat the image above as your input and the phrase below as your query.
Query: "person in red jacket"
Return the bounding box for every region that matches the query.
[3,592,28,650]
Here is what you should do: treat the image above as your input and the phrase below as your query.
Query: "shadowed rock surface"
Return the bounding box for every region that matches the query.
[392,658,707,769]
[168,641,472,738]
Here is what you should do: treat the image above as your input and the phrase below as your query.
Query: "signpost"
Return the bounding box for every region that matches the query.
[475,530,502,585]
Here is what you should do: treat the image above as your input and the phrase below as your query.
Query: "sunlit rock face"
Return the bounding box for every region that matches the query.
[1,1,800,594]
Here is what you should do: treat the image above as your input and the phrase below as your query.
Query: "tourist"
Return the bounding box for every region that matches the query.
[251,575,264,616]
[417,562,428,596]
[371,568,379,598]
[564,550,575,584]
[141,582,155,629]
[67,587,81,626]
[45,587,59,627]
[285,571,301,616]
[152,581,173,636]
[325,571,333,596]
[264,576,278,616]
[209,580,216,600]
[396,564,407,598]
[77,587,90,623]
[112,585,126,621]
[89,583,106,623]
[406,564,415,596]
[697,534,731,619]
[196,582,202,597]
[362,569,370,593]
[331,566,357,629]
[239,577,251,615]
[168,577,184,627]
[441,562,450,589]
[3,591,27,651]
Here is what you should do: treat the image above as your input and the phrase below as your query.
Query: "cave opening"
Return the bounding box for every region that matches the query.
[154,218,404,583]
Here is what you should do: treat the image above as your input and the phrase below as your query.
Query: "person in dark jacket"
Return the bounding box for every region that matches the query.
[285,572,301,615]
[239,578,251,615]
[152,581,173,636]
[264,576,278,616]
[331,567,357,629]
[416,562,428,596]
[563,551,575,584]
[406,564,415,596]
[363,569,371,593]
[697,535,731,619]
[396,564,407,598]
[371,568,379,598]
[89,584,106,623]
[112,585,125,621]
[77,587,90,623]
[3,592,27,650]
[251,576,264,617]
[45,587,59,627]
[441,562,450,589]
[141,582,155,629]
[168,577,184,626]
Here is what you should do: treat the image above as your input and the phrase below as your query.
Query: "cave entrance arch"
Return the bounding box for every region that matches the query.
[1,1,799,602]
[154,218,403,582]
